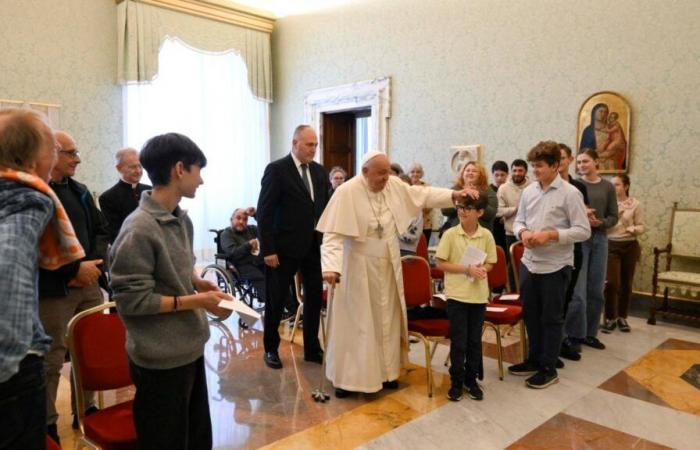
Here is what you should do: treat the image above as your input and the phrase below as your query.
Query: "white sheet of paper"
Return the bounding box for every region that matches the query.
[433,293,447,302]
[218,299,261,327]
[486,306,507,313]
[499,294,520,301]
[459,245,487,281]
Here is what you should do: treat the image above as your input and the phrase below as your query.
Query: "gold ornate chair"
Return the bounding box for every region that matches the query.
[649,202,700,324]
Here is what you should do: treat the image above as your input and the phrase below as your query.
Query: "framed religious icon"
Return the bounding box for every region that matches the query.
[576,91,631,174]
[450,144,483,178]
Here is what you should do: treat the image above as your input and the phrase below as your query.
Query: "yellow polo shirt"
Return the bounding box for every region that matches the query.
[435,224,497,304]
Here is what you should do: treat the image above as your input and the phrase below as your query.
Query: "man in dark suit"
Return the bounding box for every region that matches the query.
[257,125,330,369]
[99,147,152,243]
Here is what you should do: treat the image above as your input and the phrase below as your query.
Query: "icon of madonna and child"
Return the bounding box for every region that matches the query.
[577,93,630,173]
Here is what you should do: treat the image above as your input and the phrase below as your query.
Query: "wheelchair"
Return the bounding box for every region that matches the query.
[200,229,265,329]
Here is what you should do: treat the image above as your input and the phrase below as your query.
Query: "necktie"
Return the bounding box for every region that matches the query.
[301,164,312,199]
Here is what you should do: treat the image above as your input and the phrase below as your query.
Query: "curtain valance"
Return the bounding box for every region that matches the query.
[117,0,273,102]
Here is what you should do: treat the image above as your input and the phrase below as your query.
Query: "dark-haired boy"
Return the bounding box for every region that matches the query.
[496,159,530,288]
[110,132,232,448]
[508,141,590,389]
[435,194,497,401]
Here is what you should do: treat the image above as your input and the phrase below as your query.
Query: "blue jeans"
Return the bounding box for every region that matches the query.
[0,354,46,450]
[565,232,608,339]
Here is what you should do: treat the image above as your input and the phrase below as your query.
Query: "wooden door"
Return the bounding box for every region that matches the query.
[322,112,355,177]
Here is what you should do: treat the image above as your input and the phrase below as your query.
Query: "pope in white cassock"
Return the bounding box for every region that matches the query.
[317,151,472,397]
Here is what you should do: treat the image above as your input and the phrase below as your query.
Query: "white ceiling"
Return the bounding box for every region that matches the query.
[228,0,365,17]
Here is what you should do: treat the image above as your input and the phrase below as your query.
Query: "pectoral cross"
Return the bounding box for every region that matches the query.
[376,222,384,239]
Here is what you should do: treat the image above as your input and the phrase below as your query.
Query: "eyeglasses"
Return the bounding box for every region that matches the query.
[59,149,80,159]
[456,205,477,212]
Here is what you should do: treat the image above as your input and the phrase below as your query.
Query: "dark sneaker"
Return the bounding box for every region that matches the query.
[447,385,463,401]
[618,318,631,332]
[465,381,483,401]
[556,358,565,369]
[600,319,617,334]
[560,343,581,361]
[583,336,606,350]
[508,360,539,376]
[526,368,559,389]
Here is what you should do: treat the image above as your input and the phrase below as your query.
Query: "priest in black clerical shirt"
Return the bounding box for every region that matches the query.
[99,147,151,243]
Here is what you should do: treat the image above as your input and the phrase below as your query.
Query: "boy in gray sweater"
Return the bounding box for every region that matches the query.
[110,132,231,449]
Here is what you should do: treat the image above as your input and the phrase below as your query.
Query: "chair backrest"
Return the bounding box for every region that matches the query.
[401,256,433,307]
[67,302,131,412]
[488,246,508,291]
[668,202,700,259]
[209,228,225,255]
[416,233,429,260]
[510,240,525,292]
[294,272,304,305]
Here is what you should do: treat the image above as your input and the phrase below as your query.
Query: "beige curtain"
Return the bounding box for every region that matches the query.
[116,0,273,102]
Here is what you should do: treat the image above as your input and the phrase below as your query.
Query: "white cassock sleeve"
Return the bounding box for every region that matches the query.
[321,232,344,274]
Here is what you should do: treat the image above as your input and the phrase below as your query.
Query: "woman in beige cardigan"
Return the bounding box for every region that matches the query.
[602,174,645,333]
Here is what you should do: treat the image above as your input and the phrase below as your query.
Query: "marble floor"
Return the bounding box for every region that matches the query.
[56,313,700,449]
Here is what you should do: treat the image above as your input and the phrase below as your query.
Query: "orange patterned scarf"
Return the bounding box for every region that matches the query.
[0,169,85,269]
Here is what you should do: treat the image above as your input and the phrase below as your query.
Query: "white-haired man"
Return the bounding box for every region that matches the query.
[318,151,473,397]
[99,147,152,243]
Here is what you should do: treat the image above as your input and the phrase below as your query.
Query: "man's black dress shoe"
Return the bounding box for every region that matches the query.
[304,349,324,364]
[263,351,283,369]
[335,388,352,398]
[382,380,399,389]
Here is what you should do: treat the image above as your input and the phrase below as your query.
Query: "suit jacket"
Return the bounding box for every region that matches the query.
[39,178,109,297]
[257,154,330,258]
[99,180,152,243]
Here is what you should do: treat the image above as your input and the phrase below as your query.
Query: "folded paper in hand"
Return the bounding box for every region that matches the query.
[218,298,261,327]
[460,245,487,281]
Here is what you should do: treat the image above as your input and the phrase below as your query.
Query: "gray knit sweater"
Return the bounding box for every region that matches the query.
[578,177,618,233]
[109,192,209,369]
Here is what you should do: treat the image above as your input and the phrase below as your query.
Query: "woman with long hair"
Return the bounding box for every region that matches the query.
[602,174,644,333]
[563,149,618,351]
[440,161,497,236]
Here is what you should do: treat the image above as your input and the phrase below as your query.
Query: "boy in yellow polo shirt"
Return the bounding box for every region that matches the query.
[435,194,497,401]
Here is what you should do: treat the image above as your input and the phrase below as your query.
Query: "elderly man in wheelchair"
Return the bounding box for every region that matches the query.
[201,207,266,327]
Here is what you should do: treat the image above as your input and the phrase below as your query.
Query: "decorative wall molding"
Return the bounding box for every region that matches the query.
[303,77,391,161]
[116,0,276,33]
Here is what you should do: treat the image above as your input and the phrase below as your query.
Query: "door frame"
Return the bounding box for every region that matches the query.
[304,77,391,164]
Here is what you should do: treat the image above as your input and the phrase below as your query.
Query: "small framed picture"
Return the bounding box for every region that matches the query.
[576,91,631,174]
[450,144,483,178]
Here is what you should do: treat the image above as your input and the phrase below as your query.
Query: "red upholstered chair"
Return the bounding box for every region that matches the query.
[510,240,525,293]
[46,436,60,450]
[416,233,445,292]
[290,272,327,345]
[483,246,527,379]
[401,255,449,397]
[490,246,521,307]
[67,302,137,450]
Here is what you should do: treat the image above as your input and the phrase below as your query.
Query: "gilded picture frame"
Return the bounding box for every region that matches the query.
[576,91,631,174]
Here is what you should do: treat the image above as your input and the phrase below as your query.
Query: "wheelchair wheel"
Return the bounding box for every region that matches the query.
[200,264,234,321]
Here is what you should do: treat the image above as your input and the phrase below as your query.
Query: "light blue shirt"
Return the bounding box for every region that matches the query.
[513,174,591,274]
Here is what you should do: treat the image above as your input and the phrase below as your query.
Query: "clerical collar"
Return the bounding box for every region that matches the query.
[119,179,139,189]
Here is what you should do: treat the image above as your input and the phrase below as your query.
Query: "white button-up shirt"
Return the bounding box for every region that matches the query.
[513,174,591,274]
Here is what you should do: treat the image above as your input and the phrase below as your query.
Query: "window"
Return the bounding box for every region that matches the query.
[124,38,270,260]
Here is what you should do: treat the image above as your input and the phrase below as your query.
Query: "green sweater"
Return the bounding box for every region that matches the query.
[109,192,208,370]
